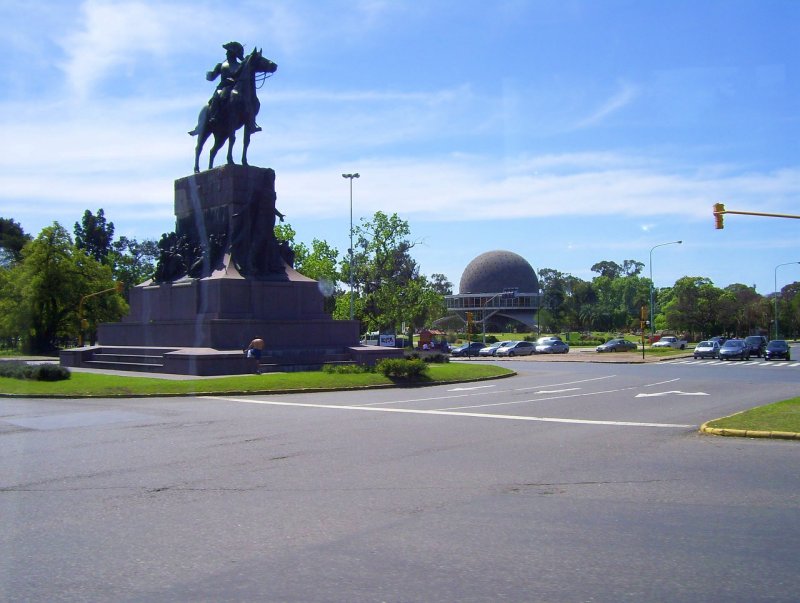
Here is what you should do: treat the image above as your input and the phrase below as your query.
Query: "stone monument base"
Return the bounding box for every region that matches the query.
[59,165,405,375]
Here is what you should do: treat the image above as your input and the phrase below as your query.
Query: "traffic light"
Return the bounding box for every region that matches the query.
[713,203,725,229]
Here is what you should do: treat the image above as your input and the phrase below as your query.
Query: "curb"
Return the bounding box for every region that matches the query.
[699,421,800,441]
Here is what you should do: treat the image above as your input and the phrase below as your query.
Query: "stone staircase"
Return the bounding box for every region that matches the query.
[63,345,359,375]
[78,347,177,373]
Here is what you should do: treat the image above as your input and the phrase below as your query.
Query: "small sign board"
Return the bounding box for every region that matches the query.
[379,334,396,347]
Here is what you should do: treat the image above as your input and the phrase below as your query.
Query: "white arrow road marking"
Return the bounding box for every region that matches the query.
[635,390,709,398]
[447,385,497,391]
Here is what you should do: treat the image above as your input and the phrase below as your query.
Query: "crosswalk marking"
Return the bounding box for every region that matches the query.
[660,359,799,368]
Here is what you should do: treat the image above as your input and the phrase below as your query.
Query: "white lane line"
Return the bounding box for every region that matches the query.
[635,391,709,398]
[439,386,640,411]
[447,385,497,391]
[512,375,616,392]
[360,374,617,408]
[645,378,681,387]
[205,396,693,429]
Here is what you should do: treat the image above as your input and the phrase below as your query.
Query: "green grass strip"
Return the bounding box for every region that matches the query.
[0,363,513,398]
[703,397,800,439]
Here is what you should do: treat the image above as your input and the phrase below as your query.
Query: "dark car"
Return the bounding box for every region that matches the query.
[450,342,486,357]
[743,335,768,358]
[596,338,637,353]
[718,338,751,361]
[764,339,792,361]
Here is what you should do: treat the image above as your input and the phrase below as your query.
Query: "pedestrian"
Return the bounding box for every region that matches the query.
[245,337,265,373]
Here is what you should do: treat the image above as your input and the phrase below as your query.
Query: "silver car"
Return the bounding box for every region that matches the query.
[478,341,514,357]
[693,340,720,359]
[496,340,536,357]
[535,340,570,354]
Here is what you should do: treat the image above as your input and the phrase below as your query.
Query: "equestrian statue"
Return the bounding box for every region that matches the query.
[189,41,278,173]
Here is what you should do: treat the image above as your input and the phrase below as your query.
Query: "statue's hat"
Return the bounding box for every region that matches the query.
[223,41,244,60]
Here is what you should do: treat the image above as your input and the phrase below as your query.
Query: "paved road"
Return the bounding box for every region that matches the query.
[1,361,798,602]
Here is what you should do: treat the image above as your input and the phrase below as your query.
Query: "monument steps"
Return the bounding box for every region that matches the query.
[65,345,371,375]
[84,359,167,373]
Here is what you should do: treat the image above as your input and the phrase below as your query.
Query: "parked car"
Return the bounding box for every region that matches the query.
[478,341,513,356]
[743,335,768,358]
[450,342,486,357]
[596,338,637,353]
[693,340,720,359]
[764,339,792,361]
[495,340,536,357]
[709,336,727,345]
[718,338,751,361]
[652,335,688,350]
[535,339,570,354]
[535,336,562,345]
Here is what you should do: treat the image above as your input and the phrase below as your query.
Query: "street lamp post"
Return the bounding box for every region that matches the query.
[342,173,360,321]
[649,240,682,338]
[774,261,800,339]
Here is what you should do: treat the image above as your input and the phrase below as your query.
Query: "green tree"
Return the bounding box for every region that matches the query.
[344,211,419,334]
[110,236,158,292]
[429,273,453,296]
[275,223,342,313]
[0,217,31,266]
[74,208,115,263]
[723,283,767,335]
[590,260,622,279]
[0,223,126,353]
[783,282,800,338]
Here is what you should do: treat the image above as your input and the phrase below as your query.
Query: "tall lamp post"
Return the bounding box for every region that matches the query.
[649,240,682,338]
[342,173,360,321]
[774,261,800,340]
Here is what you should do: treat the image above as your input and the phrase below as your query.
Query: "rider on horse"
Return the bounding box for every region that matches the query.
[191,41,261,134]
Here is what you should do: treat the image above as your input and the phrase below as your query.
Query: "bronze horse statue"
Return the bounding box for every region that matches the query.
[189,48,277,173]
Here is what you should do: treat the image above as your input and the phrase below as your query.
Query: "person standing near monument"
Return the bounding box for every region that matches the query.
[246,337,265,373]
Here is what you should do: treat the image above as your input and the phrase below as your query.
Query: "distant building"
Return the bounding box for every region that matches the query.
[443,250,541,331]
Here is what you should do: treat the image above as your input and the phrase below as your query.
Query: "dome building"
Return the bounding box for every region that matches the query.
[444,250,542,332]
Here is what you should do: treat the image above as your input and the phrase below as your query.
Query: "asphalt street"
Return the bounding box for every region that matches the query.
[2,360,799,602]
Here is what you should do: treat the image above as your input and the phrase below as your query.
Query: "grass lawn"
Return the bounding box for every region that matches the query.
[704,397,800,436]
[0,362,514,398]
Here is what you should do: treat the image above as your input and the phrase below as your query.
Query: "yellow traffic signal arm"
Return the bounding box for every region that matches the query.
[713,203,800,229]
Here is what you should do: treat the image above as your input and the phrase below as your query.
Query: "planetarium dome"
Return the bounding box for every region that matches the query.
[459,250,539,294]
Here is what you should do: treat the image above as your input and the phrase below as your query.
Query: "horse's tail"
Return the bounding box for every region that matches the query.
[188,105,209,137]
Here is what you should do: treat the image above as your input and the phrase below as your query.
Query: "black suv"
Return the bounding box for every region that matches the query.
[744,335,768,358]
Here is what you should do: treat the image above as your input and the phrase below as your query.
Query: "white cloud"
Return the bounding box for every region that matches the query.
[573,81,640,129]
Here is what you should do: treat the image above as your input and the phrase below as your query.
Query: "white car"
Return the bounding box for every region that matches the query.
[478,341,513,356]
[652,335,688,349]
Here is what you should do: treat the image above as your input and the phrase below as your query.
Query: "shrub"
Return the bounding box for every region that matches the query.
[405,352,449,364]
[322,363,373,374]
[376,358,429,380]
[0,361,71,381]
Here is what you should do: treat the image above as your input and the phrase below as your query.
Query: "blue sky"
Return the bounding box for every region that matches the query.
[2,0,799,295]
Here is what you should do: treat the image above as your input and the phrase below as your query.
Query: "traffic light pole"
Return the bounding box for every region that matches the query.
[713,204,800,229]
